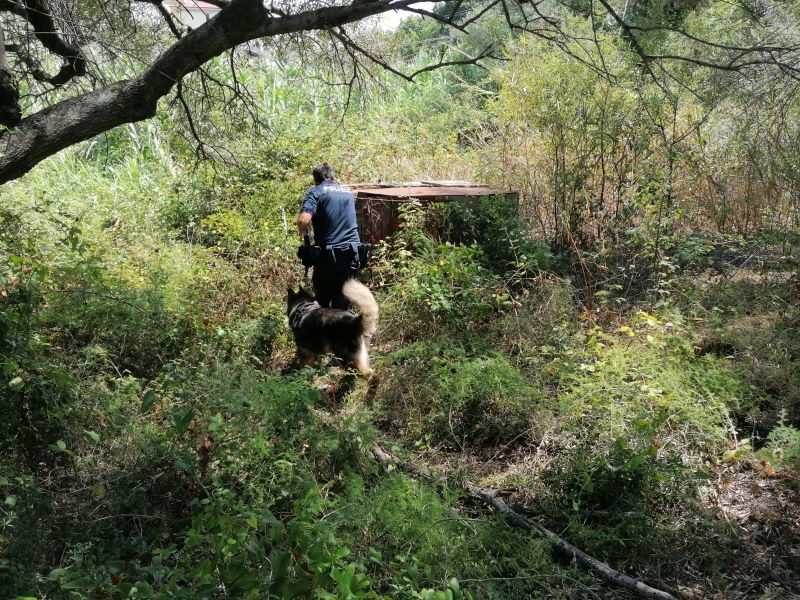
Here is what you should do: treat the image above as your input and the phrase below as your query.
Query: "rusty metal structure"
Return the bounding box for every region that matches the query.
[349,181,519,244]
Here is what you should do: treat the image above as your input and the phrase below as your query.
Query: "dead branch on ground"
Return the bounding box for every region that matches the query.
[371,444,679,600]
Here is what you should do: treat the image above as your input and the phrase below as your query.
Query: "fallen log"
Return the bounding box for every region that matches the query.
[372,444,678,600]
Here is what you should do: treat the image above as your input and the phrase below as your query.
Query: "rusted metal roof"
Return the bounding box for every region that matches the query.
[353,185,511,200]
[350,181,515,201]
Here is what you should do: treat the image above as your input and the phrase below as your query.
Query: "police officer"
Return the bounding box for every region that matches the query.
[296,163,363,309]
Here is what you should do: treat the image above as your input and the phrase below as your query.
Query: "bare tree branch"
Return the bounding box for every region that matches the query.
[134,0,184,39]
[174,80,208,159]
[332,25,496,81]
[0,0,452,183]
[0,0,87,85]
[0,0,799,185]
[595,0,800,81]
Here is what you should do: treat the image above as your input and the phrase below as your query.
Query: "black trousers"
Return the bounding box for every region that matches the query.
[312,264,357,309]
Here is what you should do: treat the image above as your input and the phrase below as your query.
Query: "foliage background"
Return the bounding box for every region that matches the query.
[1,2,799,598]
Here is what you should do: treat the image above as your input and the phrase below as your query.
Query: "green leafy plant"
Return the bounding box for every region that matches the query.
[756,412,800,470]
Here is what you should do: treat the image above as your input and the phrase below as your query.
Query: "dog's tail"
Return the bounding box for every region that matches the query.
[343,279,378,338]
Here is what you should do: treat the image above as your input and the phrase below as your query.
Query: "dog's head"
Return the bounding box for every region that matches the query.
[287,285,315,314]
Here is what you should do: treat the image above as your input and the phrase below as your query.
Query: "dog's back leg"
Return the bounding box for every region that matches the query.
[282,350,317,374]
[297,350,316,369]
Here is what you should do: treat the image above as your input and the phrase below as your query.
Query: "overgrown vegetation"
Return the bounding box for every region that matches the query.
[2,4,799,599]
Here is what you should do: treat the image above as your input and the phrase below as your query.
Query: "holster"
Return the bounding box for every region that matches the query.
[297,237,372,275]
[297,234,321,277]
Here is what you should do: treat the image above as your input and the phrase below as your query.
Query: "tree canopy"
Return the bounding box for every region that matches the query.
[0,0,798,185]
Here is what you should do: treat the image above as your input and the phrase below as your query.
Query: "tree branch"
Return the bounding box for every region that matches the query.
[174,80,208,159]
[0,0,436,183]
[0,0,88,86]
[0,26,21,127]
[595,0,800,81]
[371,444,679,600]
[138,0,184,39]
[1,0,797,186]
[332,26,495,81]
[0,0,27,20]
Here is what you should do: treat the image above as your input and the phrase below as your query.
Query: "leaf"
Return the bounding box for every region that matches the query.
[92,484,107,498]
[624,452,648,469]
[208,413,225,431]
[4,495,17,507]
[141,390,157,412]
[56,440,67,451]
[260,510,284,528]
[8,376,24,390]
[105,560,125,575]
[186,531,204,548]
[84,429,101,443]
[47,567,68,580]
[171,410,194,435]
[268,550,291,594]
[331,564,355,593]
[3,360,19,375]
[60,576,93,590]
[222,561,259,595]
[131,581,153,595]
[174,451,195,472]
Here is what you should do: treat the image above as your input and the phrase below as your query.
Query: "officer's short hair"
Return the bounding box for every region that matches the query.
[312,163,335,185]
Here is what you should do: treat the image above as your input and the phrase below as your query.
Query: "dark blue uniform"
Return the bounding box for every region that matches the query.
[300,181,360,248]
[300,180,362,308]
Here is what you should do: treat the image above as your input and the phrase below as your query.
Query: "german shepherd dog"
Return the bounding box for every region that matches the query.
[287,279,378,374]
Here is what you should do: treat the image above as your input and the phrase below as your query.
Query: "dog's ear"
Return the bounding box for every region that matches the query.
[298,285,306,295]
[287,287,296,300]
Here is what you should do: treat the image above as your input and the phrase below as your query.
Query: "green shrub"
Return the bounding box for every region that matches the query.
[427,353,539,447]
[756,419,800,470]
[377,342,540,447]
[161,140,319,259]
[374,204,513,340]
[211,304,287,365]
[529,316,759,521]
[435,196,552,275]
[331,474,558,599]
